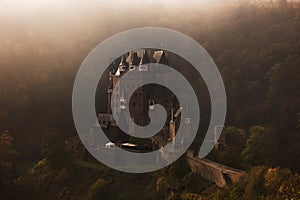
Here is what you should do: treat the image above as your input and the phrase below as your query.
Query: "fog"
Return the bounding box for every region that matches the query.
[0,0,230,49]
[0,0,295,72]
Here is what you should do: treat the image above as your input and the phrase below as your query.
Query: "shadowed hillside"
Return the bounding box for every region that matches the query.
[0,0,299,199]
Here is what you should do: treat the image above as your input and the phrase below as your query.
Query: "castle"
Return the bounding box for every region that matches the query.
[95,49,193,150]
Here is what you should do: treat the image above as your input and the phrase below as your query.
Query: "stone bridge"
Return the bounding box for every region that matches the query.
[150,136,246,188]
[186,151,246,188]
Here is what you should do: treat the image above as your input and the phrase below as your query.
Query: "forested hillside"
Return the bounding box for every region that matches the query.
[0,1,299,199]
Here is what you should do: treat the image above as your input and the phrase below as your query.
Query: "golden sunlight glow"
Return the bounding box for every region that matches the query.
[0,0,221,9]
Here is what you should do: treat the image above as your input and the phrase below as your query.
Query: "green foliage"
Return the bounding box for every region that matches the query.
[41,129,72,169]
[180,192,204,200]
[242,126,270,166]
[184,174,213,194]
[159,157,191,195]
[212,126,246,169]
[0,1,299,199]
[156,176,169,199]
[210,187,243,200]
[0,0,298,171]
[224,126,246,148]
[168,156,191,181]
[0,130,19,162]
[244,166,267,199]
[89,178,109,200]
[0,130,19,187]
[211,166,300,200]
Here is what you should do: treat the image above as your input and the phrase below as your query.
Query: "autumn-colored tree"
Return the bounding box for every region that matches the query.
[277,173,300,199]
[0,130,19,188]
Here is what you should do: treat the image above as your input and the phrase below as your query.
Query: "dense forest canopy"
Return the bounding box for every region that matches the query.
[0,0,299,199]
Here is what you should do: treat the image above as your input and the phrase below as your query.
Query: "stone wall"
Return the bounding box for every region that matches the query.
[186,151,246,188]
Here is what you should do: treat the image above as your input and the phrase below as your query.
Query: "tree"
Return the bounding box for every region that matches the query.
[277,173,300,199]
[224,126,247,148]
[214,126,247,168]
[42,129,72,169]
[89,178,109,200]
[242,126,270,166]
[264,167,291,198]
[0,130,19,188]
[0,130,18,162]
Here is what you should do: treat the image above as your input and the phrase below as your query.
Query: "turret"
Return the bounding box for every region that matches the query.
[139,50,149,72]
[107,71,113,114]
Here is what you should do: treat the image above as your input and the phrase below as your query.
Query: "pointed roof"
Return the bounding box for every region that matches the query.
[119,55,128,67]
[153,50,169,65]
[118,55,128,73]
[140,49,149,65]
[126,51,132,64]
[126,51,140,66]
[131,52,140,66]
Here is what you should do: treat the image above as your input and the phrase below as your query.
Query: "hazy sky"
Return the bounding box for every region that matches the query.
[0,0,286,39]
[0,0,223,10]
[0,0,227,25]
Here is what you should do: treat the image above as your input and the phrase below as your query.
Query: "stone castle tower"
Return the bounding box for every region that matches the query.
[97,49,193,148]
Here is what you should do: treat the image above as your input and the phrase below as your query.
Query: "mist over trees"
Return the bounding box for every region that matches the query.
[0,0,299,199]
